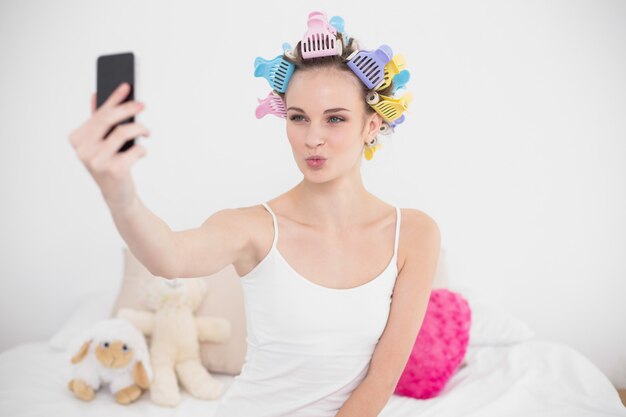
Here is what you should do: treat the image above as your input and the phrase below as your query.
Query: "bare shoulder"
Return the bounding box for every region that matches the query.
[397,208,441,271]
[171,203,273,278]
[399,208,440,235]
[216,203,269,223]
[226,203,276,266]
[217,203,273,243]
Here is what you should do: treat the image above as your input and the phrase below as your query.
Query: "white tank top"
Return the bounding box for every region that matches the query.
[214,202,401,417]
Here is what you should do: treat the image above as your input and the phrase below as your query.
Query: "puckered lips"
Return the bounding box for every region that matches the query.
[305,155,327,168]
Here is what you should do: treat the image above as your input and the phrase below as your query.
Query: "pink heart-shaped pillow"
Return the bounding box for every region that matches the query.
[394,288,471,399]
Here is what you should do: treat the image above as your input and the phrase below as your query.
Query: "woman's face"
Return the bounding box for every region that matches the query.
[284,67,381,180]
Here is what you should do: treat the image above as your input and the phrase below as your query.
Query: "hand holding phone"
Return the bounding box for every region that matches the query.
[67,52,150,211]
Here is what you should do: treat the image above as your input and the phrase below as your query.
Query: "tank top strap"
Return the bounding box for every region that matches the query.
[261,202,278,250]
[393,207,401,259]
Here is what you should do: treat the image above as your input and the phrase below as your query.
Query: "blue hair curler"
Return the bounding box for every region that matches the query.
[391,70,410,94]
[329,15,350,45]
[282,42,296,60]
[329,16,344,32]
[254,54,295,93]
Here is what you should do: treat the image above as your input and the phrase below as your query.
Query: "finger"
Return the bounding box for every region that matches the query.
[97,100,144,130]
[91,92,96,114]
[110,143,147,175]
[76,119,148,166]
[99,82,131,111]
[88,101,146,149]
[90,123,150,167]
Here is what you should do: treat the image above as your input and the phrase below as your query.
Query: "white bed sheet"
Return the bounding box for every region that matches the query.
[0,338,624,417]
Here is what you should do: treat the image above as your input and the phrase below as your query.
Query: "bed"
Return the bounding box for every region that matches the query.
[0,285,624,417]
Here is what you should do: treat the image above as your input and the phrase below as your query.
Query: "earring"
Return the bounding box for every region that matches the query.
[363,136,381,161]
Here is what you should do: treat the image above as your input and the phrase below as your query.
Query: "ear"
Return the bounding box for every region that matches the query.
[132,361,151,389]
[364,112,383,144]
[71,340,91,364]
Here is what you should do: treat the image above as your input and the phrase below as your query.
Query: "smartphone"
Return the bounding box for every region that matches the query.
[96,52,136,152]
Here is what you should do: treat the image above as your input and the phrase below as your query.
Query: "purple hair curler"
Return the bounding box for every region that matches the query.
[389,114,406,128]
[346,45,393,90]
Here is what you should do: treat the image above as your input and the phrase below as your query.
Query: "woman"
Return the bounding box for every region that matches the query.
[68,11,440,417]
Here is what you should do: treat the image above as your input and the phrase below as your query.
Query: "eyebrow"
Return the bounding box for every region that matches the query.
[286,107,351,114]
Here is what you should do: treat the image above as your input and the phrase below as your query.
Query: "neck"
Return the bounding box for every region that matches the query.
[291,167,374,233]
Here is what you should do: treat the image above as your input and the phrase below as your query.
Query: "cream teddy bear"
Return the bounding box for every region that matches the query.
[67,318,152,404]
[117,277,231,407]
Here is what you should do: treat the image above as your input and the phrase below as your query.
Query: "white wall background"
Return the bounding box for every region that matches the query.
[1,0,624,388]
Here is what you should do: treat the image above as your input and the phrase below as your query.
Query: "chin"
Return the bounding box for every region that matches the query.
[299,163,330,180]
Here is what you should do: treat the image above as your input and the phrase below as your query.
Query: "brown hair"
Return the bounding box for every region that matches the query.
[278,36,395,118]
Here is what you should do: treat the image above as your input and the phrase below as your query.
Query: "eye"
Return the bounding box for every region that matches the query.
[289,114,305,121]
[122,344,128,351]
[102,341,109,348]
[288,115,345,124]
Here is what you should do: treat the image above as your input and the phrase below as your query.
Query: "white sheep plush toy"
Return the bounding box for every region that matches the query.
[67,318,152,404]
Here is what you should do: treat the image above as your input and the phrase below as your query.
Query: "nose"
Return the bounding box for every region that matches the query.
[304,123,325,148]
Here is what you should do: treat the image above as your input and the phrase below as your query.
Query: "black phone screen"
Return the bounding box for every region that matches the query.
[96,52,135,152]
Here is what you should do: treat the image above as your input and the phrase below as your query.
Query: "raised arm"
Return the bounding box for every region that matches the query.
[169,208,252,279]
[68,82,250,280]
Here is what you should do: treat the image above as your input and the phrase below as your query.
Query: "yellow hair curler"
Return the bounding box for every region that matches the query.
[376,54,407,91]
[366,91,413,123]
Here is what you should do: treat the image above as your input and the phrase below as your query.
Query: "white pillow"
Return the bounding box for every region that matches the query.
[48,288,118,350]
[468,300,536,346]
[449,285,536,346]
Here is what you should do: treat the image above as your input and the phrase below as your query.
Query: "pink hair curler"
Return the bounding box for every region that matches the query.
[300,11,342,59]
[255,91,286,119]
